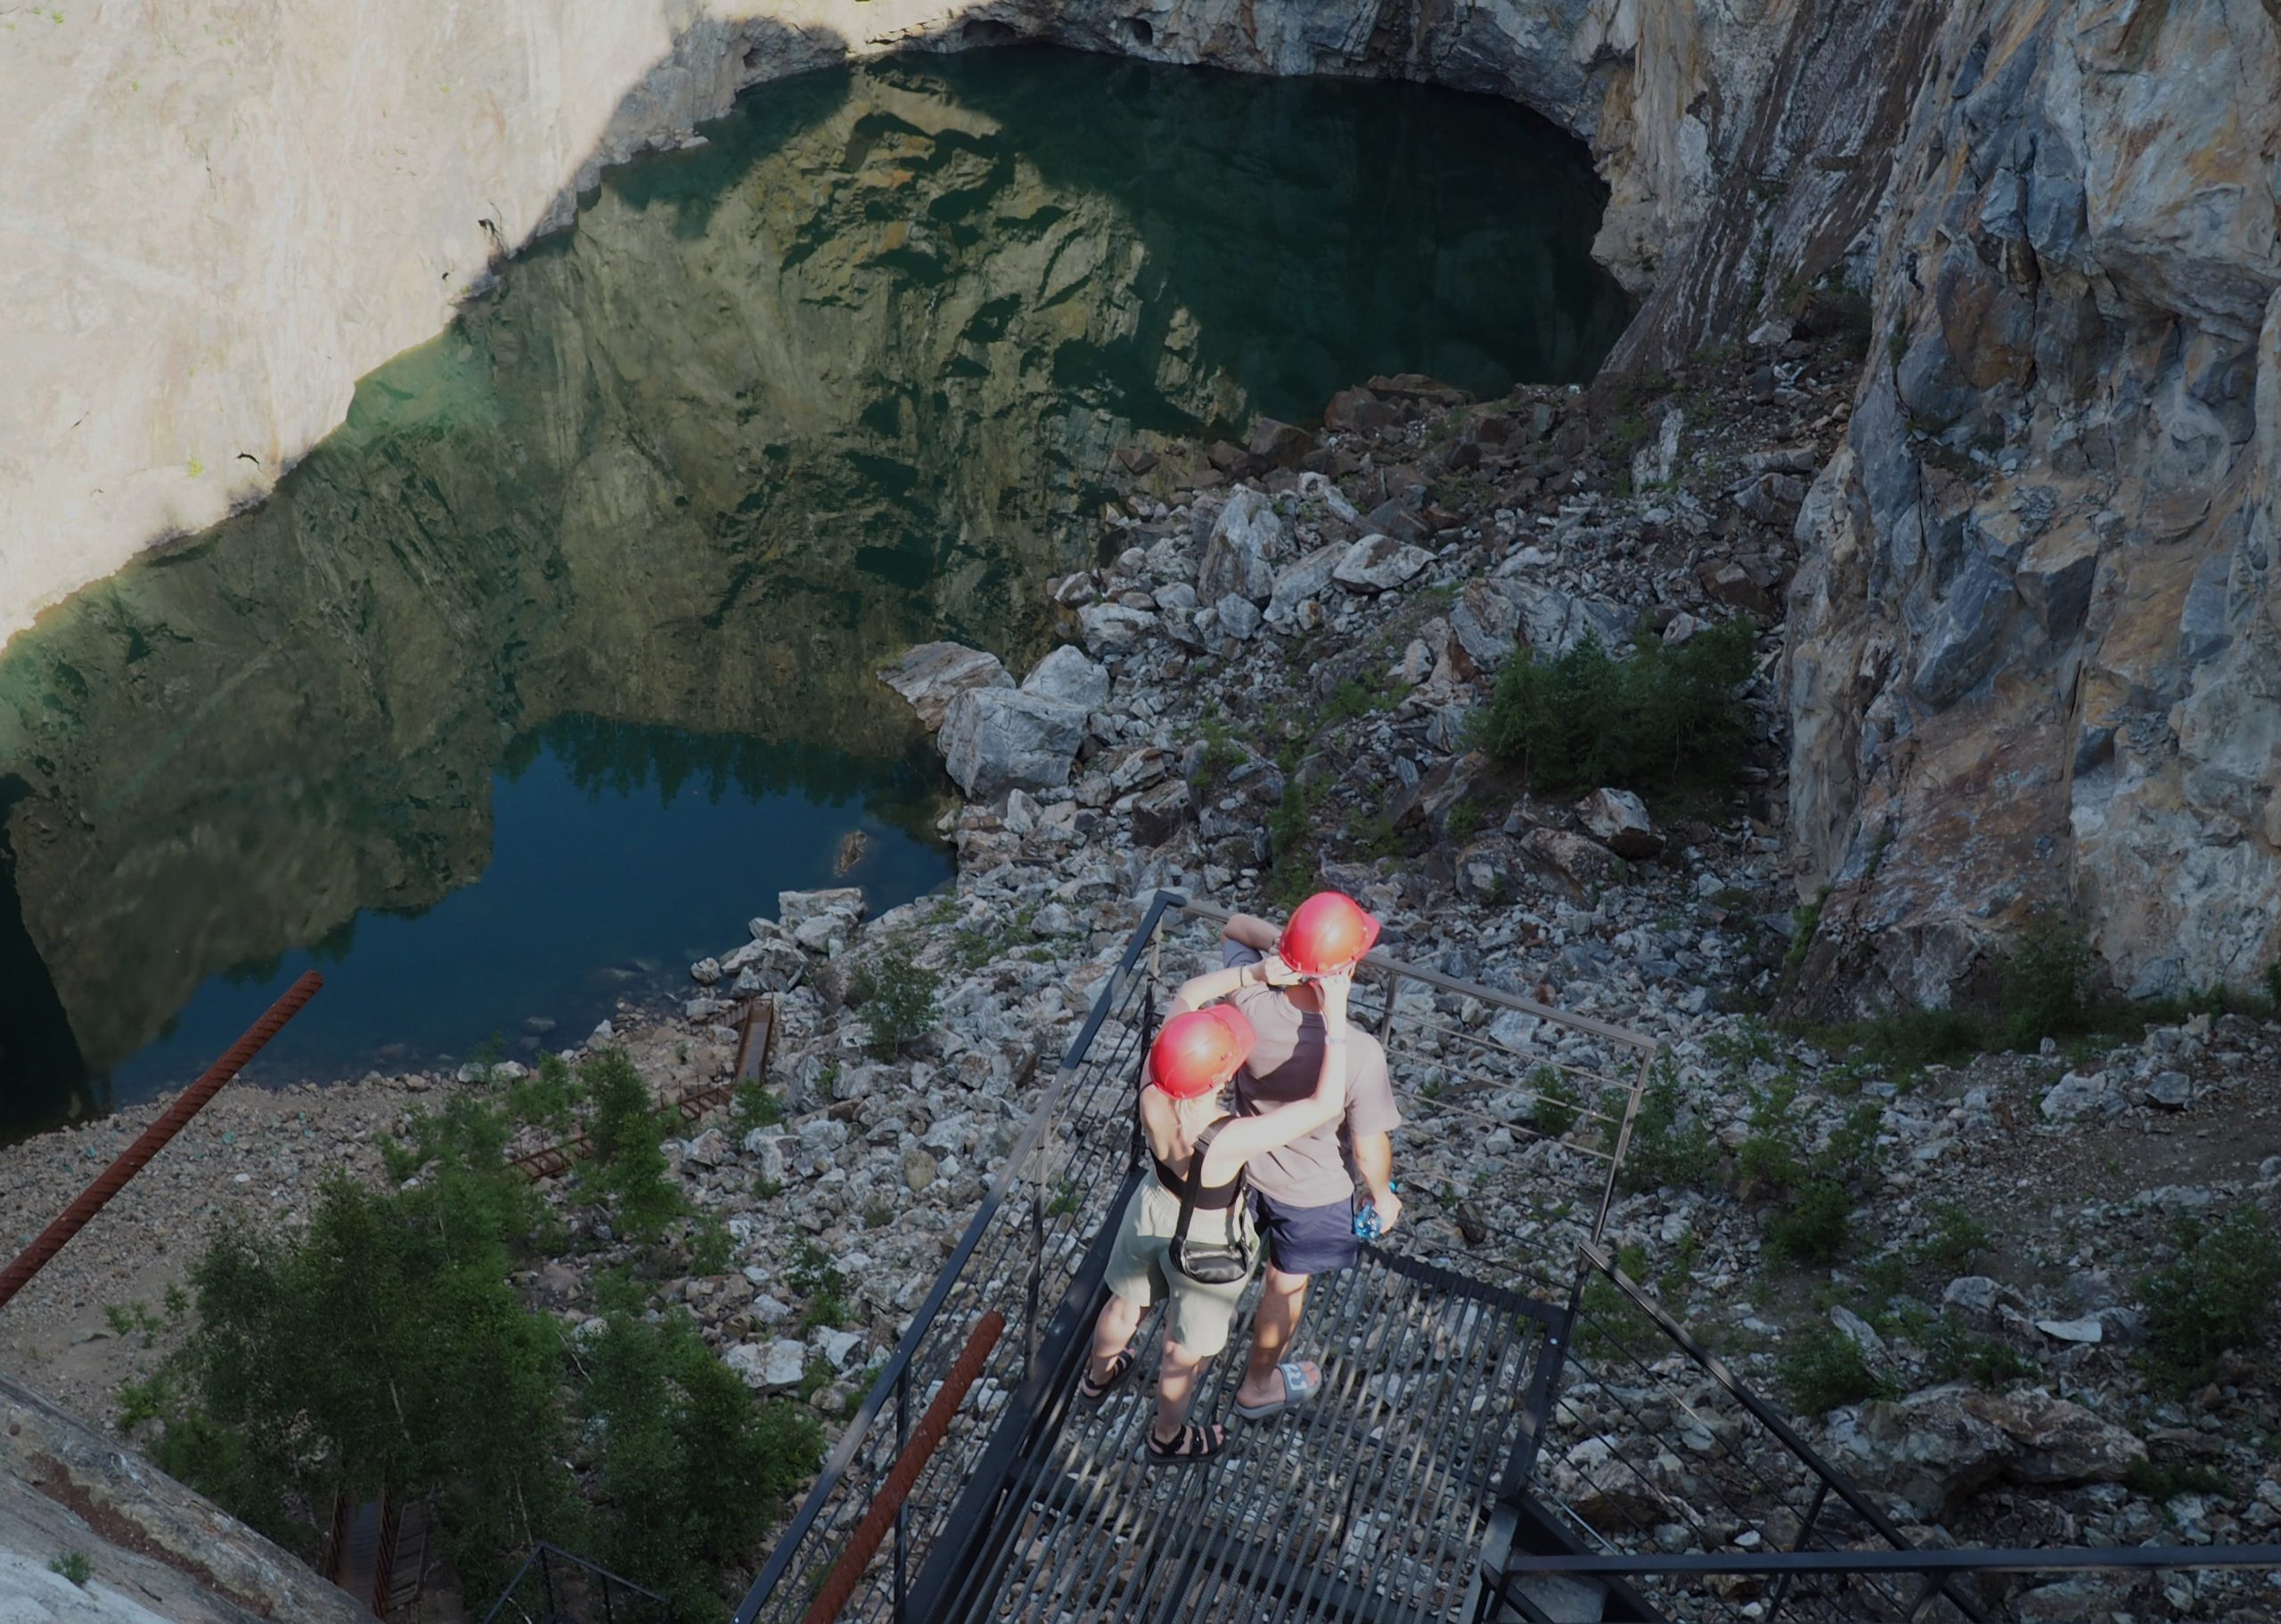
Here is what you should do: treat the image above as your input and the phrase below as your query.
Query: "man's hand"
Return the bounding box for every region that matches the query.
[1369,1186,1403,1236]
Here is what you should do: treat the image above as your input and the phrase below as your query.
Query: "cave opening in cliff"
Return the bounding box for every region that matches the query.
[0,46,1629,1115]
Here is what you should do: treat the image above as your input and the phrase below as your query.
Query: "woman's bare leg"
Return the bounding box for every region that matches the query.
[1087,1293,1146,1385]
[1152,1334,1213,1442]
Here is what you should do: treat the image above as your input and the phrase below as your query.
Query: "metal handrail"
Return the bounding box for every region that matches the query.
[1500,1546,2281,1577]
[1162,895,1658,1250]
[740,890,1663,1624]
[1576,1243,1970,1570]
[480,1542,674,1623]
[1168,896,1660,1051]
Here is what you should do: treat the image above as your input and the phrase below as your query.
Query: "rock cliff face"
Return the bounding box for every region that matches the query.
[1784,0,2281,1007]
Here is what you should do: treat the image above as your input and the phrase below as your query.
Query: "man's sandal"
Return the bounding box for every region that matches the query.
[1145,1421,1228,1465]
[1077,1346,1139,1406]
[1232,1359,1322,1421]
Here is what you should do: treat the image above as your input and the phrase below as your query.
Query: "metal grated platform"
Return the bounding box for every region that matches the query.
[939,1247,1562,1624]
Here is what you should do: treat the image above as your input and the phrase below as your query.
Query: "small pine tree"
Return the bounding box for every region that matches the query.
[580,1049,683,1242]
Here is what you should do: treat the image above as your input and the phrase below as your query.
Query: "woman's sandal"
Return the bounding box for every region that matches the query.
[1145,1420,1228,1466]
[1077,1346,1139,1406]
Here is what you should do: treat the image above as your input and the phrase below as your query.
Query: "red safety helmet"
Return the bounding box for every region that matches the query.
[1278,892,1381,976]
[1149,1008,1257,1099]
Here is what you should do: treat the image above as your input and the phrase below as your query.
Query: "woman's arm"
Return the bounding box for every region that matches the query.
[1205,974,1353,1170]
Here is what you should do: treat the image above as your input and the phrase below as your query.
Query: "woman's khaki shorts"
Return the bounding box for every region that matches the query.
[1102,1176,1255,1357]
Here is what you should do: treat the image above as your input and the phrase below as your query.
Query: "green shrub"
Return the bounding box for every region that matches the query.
[1470,618,1756,796]
[136,1169,576,1595]
[1809,1004,1989,1071]
[1999,914,2096,1049]
[1525,1065,1579,1138]
[789,1240,850,1331]
[581,1049,684,1244]
[686,1214,733,1278]
[732,1081,785,1134]
[50,1551,92,1587]
[2139,1204,2281,1384]
[1922,1315,2036,1388]
[1916,1203,1991,1272]
[505,1052,579,1131]
[850,934,941,1059]
[2126,1459,2232,1502]
[1778,1325,1893,1416]
[1617,1059,1721,1194]
[1765,1179,1854,1264]
[1264,772,1329,909]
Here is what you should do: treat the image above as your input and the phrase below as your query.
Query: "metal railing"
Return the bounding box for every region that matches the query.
[1512,1244,2281,1624]
[482,1543,674,1623]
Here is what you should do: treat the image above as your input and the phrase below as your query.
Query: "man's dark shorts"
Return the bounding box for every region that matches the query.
[1253,1190,1360,1277]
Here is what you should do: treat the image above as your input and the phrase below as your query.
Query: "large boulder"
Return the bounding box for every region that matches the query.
[778,886,865,953]
[1020,644,1110,711]
[1577,788,1664,859]
[1131,778,1191,847]
[726,1338,810,1391]
[1333,534,1433,592]
[1969,1390,2146,1487]
[938,688,1088,799]
[877,641,1011,731]
[1519,828,1621,894]
[1829,1386,2146,1518]
[1264,543,1345,630]
[1827,1388,2015,1518]
[1077,602,1155,656]
[1198,486,1284,605]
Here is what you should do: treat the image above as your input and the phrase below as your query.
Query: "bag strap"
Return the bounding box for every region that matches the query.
[1169,1118,1239,1253]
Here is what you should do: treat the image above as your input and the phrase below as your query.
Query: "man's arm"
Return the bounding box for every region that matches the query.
[1222,913,1279,953]
[1353,1130,1402,1234]
[1170,959,1263,1014]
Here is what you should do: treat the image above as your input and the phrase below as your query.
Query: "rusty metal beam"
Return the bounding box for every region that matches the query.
[800,1310,1007,1624]
[0,970,323,1310]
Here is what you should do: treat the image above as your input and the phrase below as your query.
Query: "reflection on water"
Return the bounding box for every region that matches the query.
[0,48,1628,1138]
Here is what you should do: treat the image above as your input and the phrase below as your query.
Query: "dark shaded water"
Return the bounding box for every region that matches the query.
[0,47,1629,1138]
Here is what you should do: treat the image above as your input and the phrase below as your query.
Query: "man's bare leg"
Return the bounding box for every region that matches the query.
[1234,1264,1313,1408]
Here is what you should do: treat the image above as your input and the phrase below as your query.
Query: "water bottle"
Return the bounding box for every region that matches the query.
[1353,1180,1399,1241]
